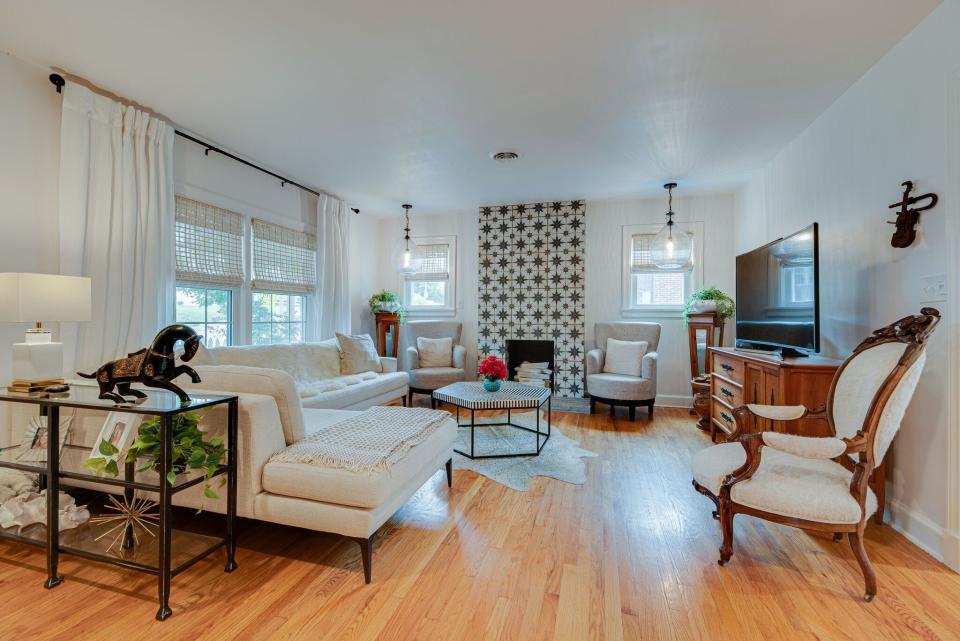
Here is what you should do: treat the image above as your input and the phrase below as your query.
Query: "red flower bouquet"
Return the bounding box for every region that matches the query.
[478,355,507,382]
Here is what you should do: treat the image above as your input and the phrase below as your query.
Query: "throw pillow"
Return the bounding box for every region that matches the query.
[417,337,453,368]
[602,338,648,377]
[336,333,383,375]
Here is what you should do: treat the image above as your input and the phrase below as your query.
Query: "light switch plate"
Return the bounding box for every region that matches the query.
[919,273,947,302]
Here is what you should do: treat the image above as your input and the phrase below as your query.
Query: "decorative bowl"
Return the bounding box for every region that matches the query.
[483,378,502,392]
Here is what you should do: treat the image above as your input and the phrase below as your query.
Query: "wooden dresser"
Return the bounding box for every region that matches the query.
[708,347,841,441]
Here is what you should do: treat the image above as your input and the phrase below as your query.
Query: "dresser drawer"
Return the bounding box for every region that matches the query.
[711,376,743,408]
[712,399,737,436]
[712,353,744,381]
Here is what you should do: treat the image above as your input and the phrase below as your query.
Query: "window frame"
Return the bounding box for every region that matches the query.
[249,290,309,346]
[173,190,317,346]
[401,235,457,318]
[621,222,704,319]
[174,282,239,347]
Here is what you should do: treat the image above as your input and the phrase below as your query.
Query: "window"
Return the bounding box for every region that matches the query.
[174,196,317,346]
[402,236,456,315]
[175,286,233,347]
[174,196,244,346]
[622,223,702,316]
[251,292,306,345]
[250,219,315,344]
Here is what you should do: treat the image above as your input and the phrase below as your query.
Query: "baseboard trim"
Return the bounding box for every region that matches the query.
[655,393,693,408]
[887,498,957,570]
[943,528,960,572]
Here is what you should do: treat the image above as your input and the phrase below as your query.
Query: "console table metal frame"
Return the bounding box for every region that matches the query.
[433,382,552,459]
[0,389,239,621]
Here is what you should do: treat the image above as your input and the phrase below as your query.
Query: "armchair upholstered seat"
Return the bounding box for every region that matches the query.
[401,321,467,406]
[586,322,661,420]
[691,308,940,601]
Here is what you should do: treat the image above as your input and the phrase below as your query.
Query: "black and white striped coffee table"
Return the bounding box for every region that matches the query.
[432,381,551,459]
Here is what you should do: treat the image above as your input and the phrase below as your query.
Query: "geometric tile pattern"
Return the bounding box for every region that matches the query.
[477,201,585,397]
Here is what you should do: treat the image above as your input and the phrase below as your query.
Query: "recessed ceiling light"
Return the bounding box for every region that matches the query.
[491,151,520,162]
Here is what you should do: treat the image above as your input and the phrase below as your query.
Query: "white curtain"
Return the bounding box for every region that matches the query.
[58,81,175,374]
[313,194,351,339]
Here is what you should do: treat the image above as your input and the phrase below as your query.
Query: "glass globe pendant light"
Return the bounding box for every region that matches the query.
[650,182,693,269]
[391,203,424,274]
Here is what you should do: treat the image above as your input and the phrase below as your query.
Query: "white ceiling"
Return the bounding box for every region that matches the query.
[0,0,940,216]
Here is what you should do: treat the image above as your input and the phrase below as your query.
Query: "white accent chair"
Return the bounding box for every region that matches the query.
[691,308,940,601]
[586,322,660,420]
[401,321,467,407]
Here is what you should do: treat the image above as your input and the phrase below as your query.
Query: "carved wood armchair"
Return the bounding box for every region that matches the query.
[691,308,940,601]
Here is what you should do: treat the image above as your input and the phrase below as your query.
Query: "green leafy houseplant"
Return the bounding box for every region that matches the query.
[684,286,735,323]
[368,289,406,323]
[84,411,226,501]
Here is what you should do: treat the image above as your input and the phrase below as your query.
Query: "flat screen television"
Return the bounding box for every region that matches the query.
[735,223,819,356]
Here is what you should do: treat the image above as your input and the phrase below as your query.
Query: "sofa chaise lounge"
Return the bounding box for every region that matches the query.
[172,364,456,582]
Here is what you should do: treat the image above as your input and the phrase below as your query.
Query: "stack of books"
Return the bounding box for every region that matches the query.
[6,378,64,397]
[515,362,552,388]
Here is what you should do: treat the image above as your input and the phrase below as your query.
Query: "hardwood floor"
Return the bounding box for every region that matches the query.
[2,407,959,640]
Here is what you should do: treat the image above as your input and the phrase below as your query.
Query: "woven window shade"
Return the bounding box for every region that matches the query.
[251,219,317,293]
[175,196,245,286]
[412,244,450,279]
[631,232,694,272]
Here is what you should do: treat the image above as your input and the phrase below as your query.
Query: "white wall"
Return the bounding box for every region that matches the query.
[587,194,737,405]
[0,54,63,381]
[735,0,960,568]
[365,194,737,402]
[350,212,384,337]
[369,211,479,373]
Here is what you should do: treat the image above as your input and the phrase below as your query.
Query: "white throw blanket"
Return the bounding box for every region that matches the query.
[269,407,450,473]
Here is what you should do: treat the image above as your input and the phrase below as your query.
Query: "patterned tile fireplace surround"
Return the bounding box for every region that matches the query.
[477,201,585,398]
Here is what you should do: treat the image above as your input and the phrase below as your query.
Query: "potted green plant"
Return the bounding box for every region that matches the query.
[684,286,735,323]
[368,289,406,323]
[85,411,226,502]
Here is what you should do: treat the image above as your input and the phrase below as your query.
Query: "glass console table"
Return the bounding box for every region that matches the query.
[0,386,238,621]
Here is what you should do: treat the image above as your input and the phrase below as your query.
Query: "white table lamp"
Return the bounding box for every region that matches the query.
[0,273,92,385]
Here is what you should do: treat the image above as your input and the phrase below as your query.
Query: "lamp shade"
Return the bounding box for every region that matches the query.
[0,273,92,322]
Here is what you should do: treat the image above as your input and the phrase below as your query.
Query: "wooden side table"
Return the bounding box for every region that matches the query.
[688,312,724,432]
[375,312,400,358]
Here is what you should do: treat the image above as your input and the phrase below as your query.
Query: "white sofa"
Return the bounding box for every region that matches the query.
[174,365,456,582]
[193,339,409,410]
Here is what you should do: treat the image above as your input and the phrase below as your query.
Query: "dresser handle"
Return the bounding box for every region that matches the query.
[720,387,734,399]
[720,411,733,424]
[720,363,734,373]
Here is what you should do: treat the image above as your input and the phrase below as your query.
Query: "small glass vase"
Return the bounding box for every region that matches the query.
[483,378,502,392]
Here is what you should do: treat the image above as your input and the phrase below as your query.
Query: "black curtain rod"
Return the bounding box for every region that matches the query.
[49,73,360,213]
[173,129,321,197]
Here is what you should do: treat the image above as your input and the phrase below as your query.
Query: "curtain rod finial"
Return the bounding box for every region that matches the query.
[49,73,65,94]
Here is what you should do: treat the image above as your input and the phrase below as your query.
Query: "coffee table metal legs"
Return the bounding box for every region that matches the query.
[453,399,551,459]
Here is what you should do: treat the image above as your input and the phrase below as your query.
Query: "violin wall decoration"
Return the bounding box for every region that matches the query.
[887,180,938,248]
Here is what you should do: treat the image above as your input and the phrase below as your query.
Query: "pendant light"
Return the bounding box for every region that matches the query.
[391,203,424,274]
[650,182,693,269]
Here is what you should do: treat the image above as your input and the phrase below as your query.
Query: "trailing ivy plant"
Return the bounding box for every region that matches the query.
[367,289,406,323]
[683,286,736,324]
[84,411,226,502]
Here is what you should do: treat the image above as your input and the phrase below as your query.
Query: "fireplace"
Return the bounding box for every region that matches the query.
[506,340,555,391]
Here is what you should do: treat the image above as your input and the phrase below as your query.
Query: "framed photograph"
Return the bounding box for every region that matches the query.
[89,412,141,464]
[16,415,73,463]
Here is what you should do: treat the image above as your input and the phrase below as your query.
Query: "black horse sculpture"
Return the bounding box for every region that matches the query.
[78,324,203,404]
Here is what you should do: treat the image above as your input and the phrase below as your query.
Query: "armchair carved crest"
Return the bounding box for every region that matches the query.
[691,308,940,601]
